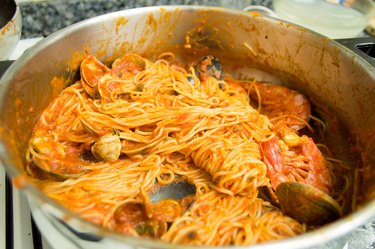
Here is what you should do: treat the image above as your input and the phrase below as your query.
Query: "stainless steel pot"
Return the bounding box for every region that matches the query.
[1,6,375,249]
[0,0,22,60]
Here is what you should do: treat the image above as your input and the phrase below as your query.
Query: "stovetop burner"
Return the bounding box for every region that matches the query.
[0,61,13,77]
[3,169,45,249]
[1,158,49,249]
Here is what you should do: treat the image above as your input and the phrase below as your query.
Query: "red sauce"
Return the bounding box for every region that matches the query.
[12,175,26,189]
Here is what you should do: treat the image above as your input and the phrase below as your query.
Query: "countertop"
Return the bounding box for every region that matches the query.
[19,0,271,38]
[13,0,375,248]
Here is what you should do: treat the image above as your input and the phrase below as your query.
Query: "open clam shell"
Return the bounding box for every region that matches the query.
[276,181,342,225]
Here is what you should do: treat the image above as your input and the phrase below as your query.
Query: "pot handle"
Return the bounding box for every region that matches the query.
[336,37,375,68]
[242,6,279,18]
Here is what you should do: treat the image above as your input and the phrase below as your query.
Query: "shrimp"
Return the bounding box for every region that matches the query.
[27,136,89,180]
[250,82,335,207]
[192,56,331,198]
[250,83,311,131]
[193,59,311,131]
[260,135,333,195]
[28,132,123,179]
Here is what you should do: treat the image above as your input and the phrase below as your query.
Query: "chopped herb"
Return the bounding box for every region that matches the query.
[187,231,197,240]
[135,84,144,92]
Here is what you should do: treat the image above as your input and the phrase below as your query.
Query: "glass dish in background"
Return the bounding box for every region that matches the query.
[272,0,375,39]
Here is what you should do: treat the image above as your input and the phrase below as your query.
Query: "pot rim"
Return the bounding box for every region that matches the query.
[1,5,375,249]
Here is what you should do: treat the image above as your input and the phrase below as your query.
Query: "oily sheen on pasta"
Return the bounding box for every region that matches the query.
[25,52,350,246]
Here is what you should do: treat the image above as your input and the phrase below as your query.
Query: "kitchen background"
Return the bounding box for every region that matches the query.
[18,0,271,38]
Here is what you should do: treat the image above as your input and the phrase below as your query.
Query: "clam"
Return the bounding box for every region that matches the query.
[113,202,167,238]
[91,133,122,162]
[194,55,224,82]
[112,53,146,79]
[275,181,342,225]
[80,55,111,98]
[142,178,196,223]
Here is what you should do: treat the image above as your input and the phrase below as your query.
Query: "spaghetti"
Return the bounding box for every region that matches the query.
[25,52,350,246]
